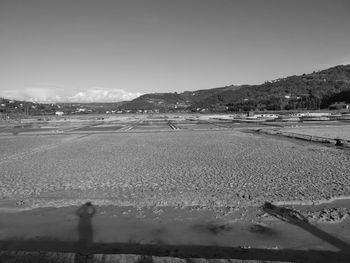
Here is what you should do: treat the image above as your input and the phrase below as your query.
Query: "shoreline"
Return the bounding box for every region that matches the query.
[1,195,350,211]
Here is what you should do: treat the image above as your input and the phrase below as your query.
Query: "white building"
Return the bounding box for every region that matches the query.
[55,111,64,116]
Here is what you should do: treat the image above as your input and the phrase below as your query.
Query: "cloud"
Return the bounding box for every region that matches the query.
[0,87,142,103]
[68,89,143,102]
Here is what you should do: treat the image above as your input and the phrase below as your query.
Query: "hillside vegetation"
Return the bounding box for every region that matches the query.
[121,65,350,112]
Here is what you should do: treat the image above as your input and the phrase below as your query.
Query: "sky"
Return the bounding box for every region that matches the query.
[0,0,349,103]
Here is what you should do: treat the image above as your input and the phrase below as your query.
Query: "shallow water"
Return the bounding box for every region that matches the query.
[1,204,349,253]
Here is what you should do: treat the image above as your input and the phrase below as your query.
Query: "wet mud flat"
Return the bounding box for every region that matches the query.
[1,130,350,208]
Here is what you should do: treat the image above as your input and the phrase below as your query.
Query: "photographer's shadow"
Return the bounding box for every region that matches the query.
[74,202,96,263]
[76,202,96,247]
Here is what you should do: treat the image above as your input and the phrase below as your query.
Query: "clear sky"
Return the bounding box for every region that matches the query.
[0,0,349,102]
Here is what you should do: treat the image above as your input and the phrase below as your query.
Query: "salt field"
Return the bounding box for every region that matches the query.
[1,117,349,210]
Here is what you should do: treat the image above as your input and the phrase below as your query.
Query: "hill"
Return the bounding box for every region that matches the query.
[120,65,350,112]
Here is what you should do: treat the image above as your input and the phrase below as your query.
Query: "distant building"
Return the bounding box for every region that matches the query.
[248,111,255,117]
[55,111,64,116]
[329,102,350,111]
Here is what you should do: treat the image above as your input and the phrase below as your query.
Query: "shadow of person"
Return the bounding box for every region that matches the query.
[76,202,96,247]
[75,202,96,263]
[262,202,350,253]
